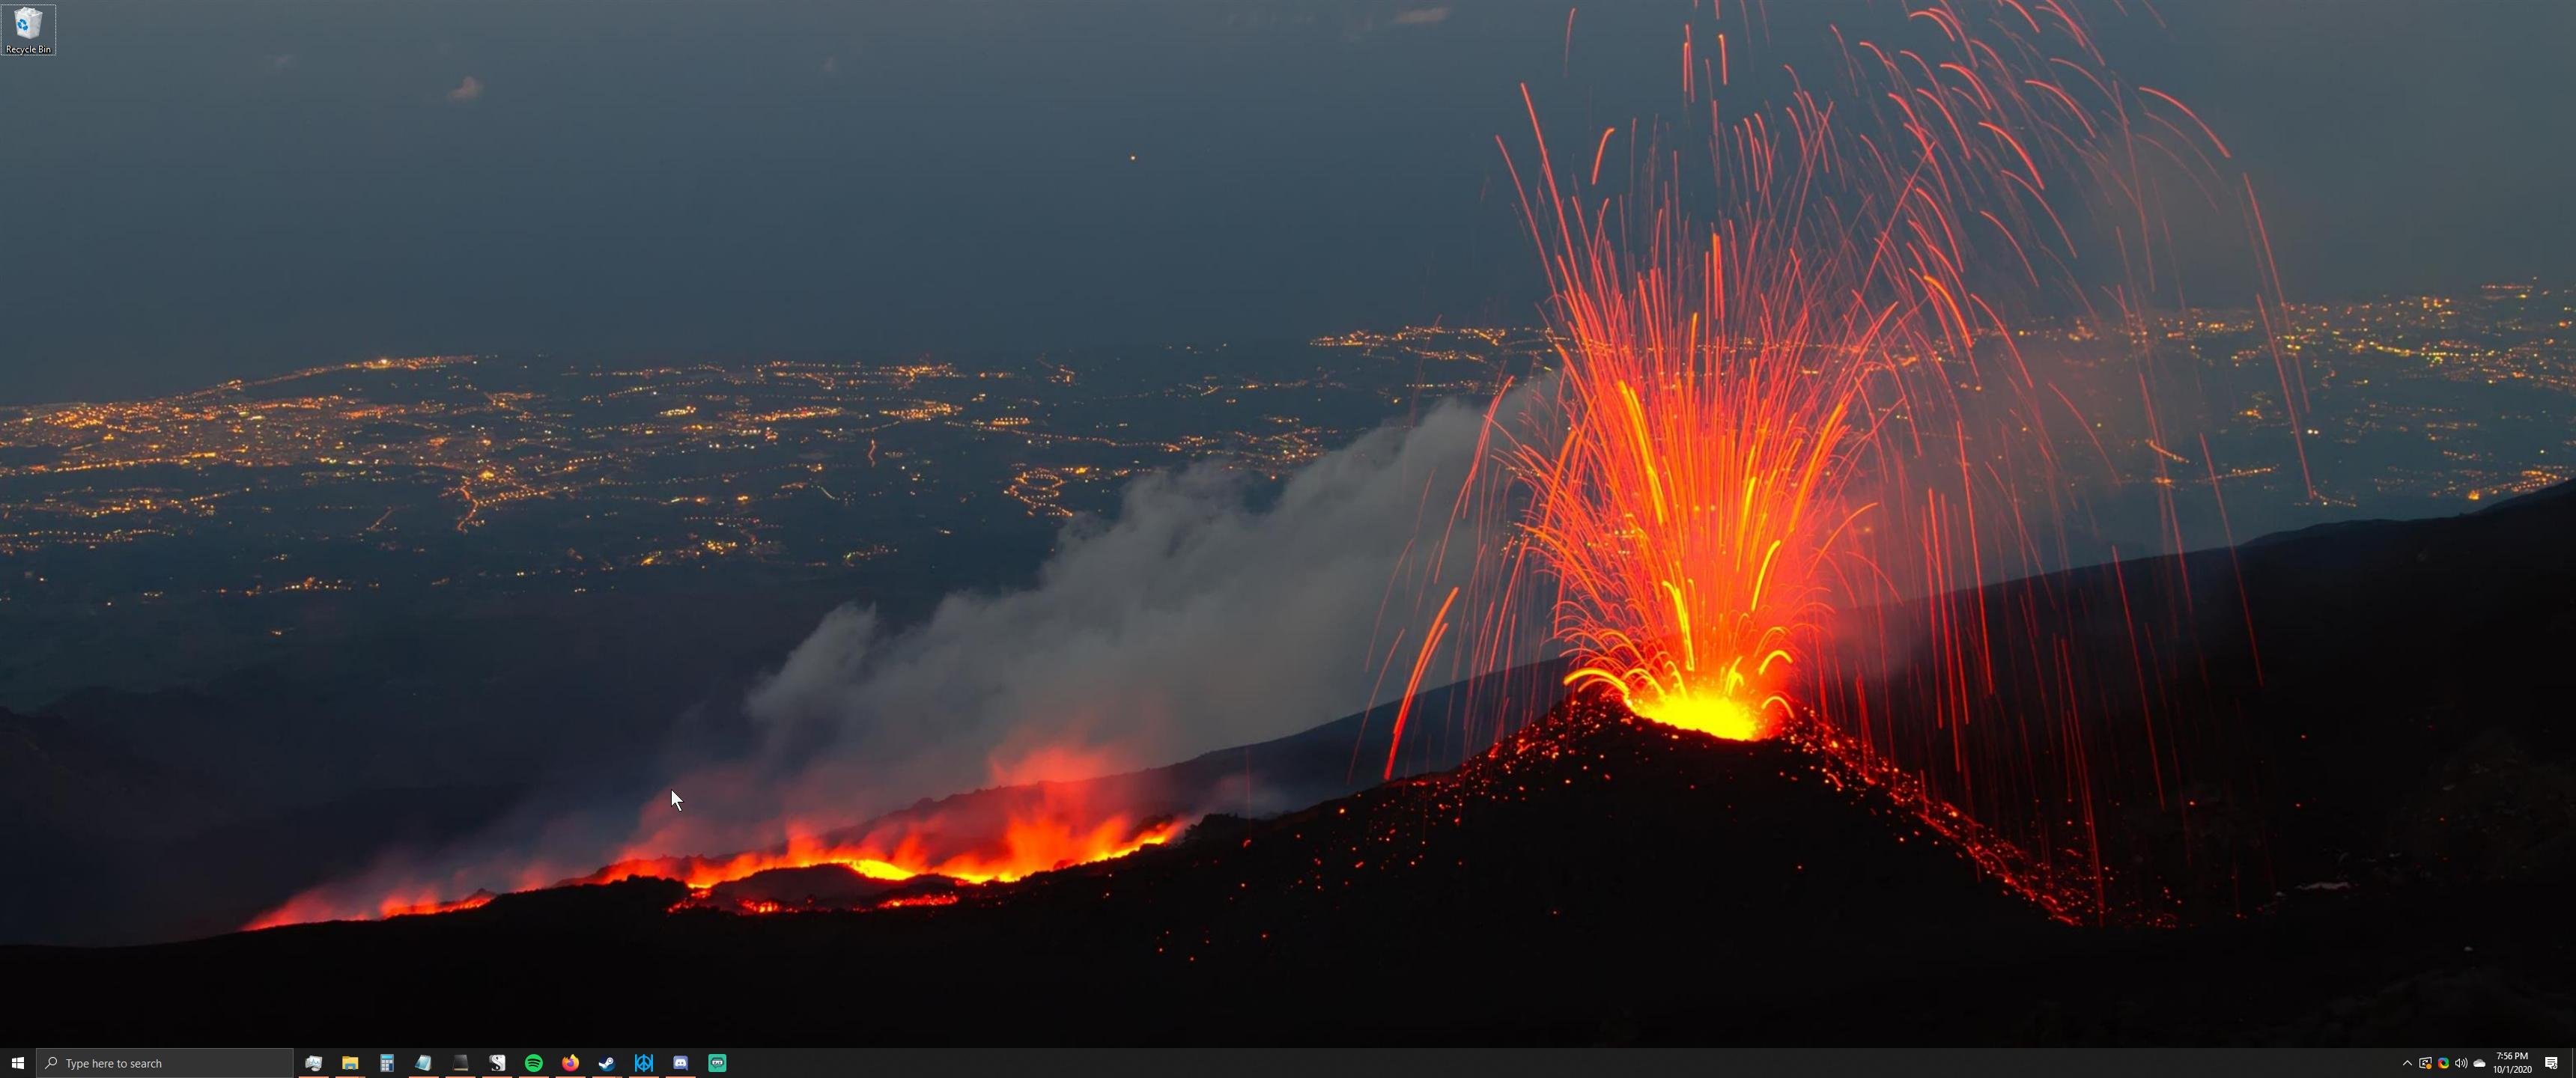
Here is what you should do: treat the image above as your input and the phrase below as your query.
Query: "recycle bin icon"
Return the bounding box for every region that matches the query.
[13,7,39,40]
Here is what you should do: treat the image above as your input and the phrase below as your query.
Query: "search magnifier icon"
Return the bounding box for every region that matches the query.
[45,1060,57,1070]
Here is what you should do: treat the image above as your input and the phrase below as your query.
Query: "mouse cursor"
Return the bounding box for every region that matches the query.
[670,790,684,811]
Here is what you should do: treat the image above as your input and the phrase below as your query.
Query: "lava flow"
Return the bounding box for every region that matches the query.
[573,804,1186,893]
[247,780,1186,928]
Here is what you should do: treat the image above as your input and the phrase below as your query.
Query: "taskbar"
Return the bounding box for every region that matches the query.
[7,1047,2569,1077]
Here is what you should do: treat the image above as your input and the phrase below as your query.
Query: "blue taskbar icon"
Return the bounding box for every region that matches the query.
[633,1057,653,1074]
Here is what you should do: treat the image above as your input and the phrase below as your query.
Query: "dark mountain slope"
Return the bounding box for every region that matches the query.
[8,484,2575,1044]
[8,696,2569,1044]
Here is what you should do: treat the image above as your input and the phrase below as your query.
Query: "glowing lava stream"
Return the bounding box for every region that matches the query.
[246,805,1185,928]
[580,814,1188,893]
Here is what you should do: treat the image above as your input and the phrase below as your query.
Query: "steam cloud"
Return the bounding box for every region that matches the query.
[732,392,1513,824]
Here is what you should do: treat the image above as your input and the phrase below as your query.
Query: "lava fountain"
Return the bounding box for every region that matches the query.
[1458,0,2300,923]
[1526,158,1878,746]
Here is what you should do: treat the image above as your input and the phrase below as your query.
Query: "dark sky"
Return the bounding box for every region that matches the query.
[1,0,2569,404]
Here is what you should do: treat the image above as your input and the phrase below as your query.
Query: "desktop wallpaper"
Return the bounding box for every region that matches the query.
[1,0,2571,1046]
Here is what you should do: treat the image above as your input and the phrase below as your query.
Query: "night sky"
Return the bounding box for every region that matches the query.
[1,0,2569,404]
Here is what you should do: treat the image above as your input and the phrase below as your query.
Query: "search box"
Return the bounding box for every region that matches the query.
[33,1050,288,1078]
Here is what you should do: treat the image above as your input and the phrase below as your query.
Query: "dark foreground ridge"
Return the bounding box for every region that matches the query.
[10,483,2576,1044]
[10,700,2572,1044]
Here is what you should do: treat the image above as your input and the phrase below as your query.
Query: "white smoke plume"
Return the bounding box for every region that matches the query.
[732,390,1521,822]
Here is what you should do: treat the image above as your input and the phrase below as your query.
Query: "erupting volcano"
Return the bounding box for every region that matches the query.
[258,0,2300,938]
[1442,0,2310,925]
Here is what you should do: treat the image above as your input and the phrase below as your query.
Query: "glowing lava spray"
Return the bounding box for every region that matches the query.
[1456,0,2303,924]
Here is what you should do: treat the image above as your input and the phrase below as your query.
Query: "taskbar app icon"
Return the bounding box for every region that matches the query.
[285,1050,724,1077]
